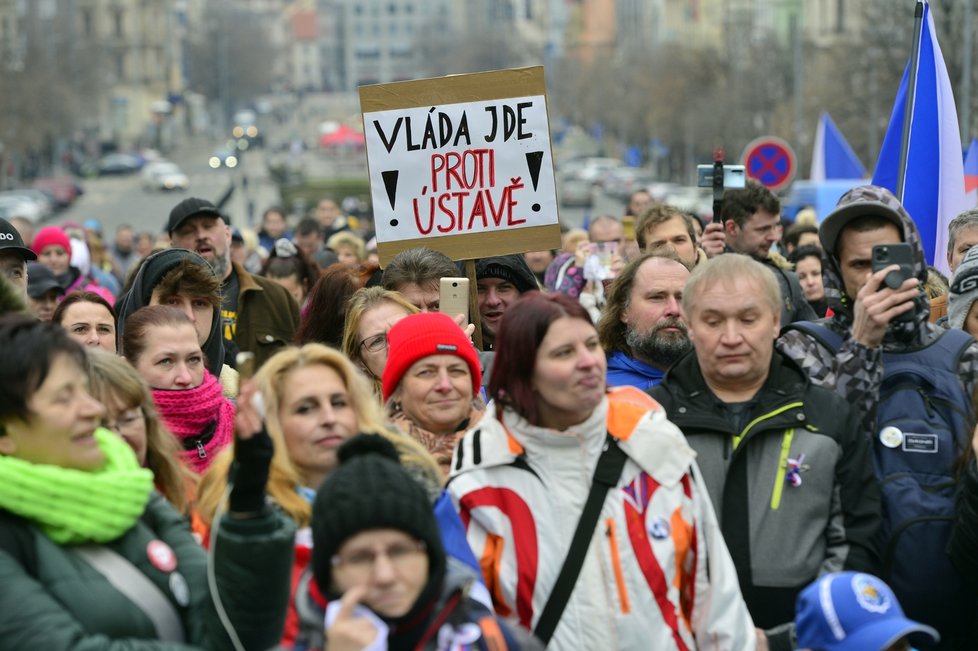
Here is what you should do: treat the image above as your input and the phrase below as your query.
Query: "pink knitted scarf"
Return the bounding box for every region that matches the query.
[151,370,235,474]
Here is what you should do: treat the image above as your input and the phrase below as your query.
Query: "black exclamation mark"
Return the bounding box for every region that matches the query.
[381,170,399,225]
[525,151,543,212]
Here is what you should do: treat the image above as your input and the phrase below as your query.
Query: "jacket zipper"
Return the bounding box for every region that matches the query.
[605,517,631,614]
[769,428,795,510]
[732,402,804,451]
[728,402,804,511]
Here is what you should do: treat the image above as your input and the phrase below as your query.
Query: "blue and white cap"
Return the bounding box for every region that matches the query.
[795,572,938,651]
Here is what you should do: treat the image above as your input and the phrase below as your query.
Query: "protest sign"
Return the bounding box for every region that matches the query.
[360,67,561,264]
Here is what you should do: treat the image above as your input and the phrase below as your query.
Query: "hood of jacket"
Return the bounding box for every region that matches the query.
[115,248,225,376]
[820,184,930,343]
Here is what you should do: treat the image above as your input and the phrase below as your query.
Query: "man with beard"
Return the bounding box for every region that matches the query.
[167,197,300,369]
[597,252,692,389]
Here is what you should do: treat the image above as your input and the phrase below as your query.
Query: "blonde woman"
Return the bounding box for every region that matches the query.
[326,231,366,267]
[195,343,478,648]
[341,286,419,399]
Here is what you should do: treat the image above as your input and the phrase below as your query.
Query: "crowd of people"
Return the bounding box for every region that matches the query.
[0,180,977,651]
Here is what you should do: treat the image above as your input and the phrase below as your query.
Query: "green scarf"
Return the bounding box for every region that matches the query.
[0,428,155,544]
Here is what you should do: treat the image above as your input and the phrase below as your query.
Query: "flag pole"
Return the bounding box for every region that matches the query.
[897,1,926,199]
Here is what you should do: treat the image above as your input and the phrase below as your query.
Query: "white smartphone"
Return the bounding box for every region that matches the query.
[439,277,470,324]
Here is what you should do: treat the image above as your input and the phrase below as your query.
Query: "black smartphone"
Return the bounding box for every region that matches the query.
[872,243,915,322]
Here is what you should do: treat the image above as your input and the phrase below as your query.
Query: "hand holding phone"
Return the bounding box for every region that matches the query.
[584,241,618,281]
[872,244,913,290]
[439,277,470,325]
[871,243,915,323]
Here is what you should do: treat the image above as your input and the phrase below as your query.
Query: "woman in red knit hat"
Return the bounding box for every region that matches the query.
[121,305,234,474]
[31,225,115,305]
[382,311,484,478]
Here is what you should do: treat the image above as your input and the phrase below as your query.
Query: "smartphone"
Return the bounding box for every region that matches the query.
[235,351,265,418]
[439,277,470,324]
[872,243,914,323]
[236,352,256,380]
[696,164,747,189]
[872,243,913,289]
[622,215,636,241]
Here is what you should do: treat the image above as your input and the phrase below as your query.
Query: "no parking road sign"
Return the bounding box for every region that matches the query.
[741,137,797,192]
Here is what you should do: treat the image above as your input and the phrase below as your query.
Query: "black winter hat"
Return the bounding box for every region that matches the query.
[473,254,538,294]
[311,434,446,597]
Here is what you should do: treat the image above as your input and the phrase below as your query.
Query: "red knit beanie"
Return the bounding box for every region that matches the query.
[382,312,482,402]
[31,226,72,258]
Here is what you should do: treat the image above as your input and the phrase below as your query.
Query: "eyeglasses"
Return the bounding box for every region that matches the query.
[358,332,388,354]
[331,540,426,576]
[103,409,144,433]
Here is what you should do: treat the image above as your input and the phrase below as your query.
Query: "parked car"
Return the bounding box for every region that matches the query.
[32,177,84,208]
[141,161,189,191]
[560,157,625,184]
[660,186,713,222]
[97,153,143,176]
[0,189,54,220]
[0,195,43,222]
[601,167,656,201]
[558,177,594,208]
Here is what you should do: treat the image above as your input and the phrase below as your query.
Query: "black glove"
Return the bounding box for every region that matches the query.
[228,426,273,515]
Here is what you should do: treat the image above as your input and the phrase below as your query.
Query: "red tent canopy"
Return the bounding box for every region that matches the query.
[319,124,365,147]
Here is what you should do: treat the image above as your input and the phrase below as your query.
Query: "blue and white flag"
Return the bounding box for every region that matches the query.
[810,112,867,181]
[964,138,978,207]
[871,1,969,273]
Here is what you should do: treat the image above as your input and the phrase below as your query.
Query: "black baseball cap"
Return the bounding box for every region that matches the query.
[167,197,224,234]
[26,262,65,299]
[0,217,38,261]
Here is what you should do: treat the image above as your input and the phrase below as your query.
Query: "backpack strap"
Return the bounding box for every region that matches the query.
[532,434,628,644]
[294,569,326,651]
[926,327,974,368]
[72,545,186,643]
[781,319,843,354]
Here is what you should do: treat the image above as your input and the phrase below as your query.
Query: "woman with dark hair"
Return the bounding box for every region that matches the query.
[261,238,320,310]
[0,316,294,648]
[52,290,117,353]
[788,245,828,318]
[294,263,362,348]
[122,305,235,474]
[447,291,756,650]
